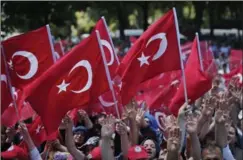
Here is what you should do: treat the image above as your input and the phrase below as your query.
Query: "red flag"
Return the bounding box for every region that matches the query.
[54,41,64,61]
[117,9,181,104]
[1,53,13,113]
[169,37,212,116]
[1,100,35,127]
[149,81,180,110]
[94,18,118,77]
[19,31,109,135]
[1,26,54,89]
[223,65,242,86]
[1,144,28,160]
[229,49,243,70]
[181,42,192,55]
[26,116,57,146]
[138,70,181,92]
[150,107,172,132]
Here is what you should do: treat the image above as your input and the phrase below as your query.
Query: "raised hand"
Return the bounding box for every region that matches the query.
[229,78,242,103]
[215,109,227,124]
[135,107,145,127]
[122,99,138,121]
[62,115,73,130]
[201,95,217,117]
[18,122,29,140]
[77,109,88,120]
[116,120,127,135]
[167,125,181,152]
[101,115,115,139]
[185,114,198,134]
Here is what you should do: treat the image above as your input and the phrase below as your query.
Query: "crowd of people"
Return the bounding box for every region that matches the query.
[1,68,243,160]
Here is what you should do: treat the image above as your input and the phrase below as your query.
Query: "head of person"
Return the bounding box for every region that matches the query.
[53,151,73,160]
[83,136,100,155]
[72,126,87,146]
[141,138,159,159]
[127,145,149,160]
[141,112,160,143]
[97,113,106,125]
[202,144,223,160]
[227,126,237,145]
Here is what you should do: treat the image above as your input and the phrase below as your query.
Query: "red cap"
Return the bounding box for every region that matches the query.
[87,147,102,160]
[1,145,28,160]
[127,145,148,160]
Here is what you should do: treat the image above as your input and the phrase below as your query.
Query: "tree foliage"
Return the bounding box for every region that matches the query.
[1,1,242,40]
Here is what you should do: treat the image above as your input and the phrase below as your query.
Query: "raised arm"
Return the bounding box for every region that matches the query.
[166,125,181,160]
[198,96,216,139]
[215,93,229,148]
[116,120,130,160]
[63,115,86,160]
[19,122,42,160]
[123,100,139,145]
[100,115,115,160]
[185,114,201,160]
[78,110,93,129]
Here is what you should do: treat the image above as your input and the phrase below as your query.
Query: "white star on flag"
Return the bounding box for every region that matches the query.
[137,53,150,67]
[57,80,70,94]
[8,60,13,70]
[35,125,42,134]
[118,82,122,90]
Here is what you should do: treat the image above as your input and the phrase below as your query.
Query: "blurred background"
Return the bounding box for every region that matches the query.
[1,1,243,54]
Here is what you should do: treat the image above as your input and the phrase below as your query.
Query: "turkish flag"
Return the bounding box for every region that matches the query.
[94,18,118,78]
[1,101,35,127]
[19,30,109,135]
[181,42,192,55]
[150,107,172,133]
[223,65,242,86]
[138,70,181,93]
[95,88,122,117]
[1,26,54,89]
[229,49,243,70]
[117,9,181,104]
[1,53,13,113]
[26,115,57,146]
[1,144,28,160]
[169,37,212,116]
[149,82,180,110]
[54,41,64,61]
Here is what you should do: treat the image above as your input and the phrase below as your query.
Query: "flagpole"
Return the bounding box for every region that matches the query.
[1,45,21,121]
[101,16,120,65]
[173,8,188,104]
[46,24,57,63]
[95,30,121,119]
[173,7,188,153]
[196,32,204,71]
[58,38,65,55]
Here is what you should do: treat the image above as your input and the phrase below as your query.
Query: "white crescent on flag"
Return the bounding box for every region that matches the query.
[12,51,38,80]
[154,111,166,131]
[146,33,168,61]
[101,39,114,66]
[98,96,115,107]
[68,60,93,94]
